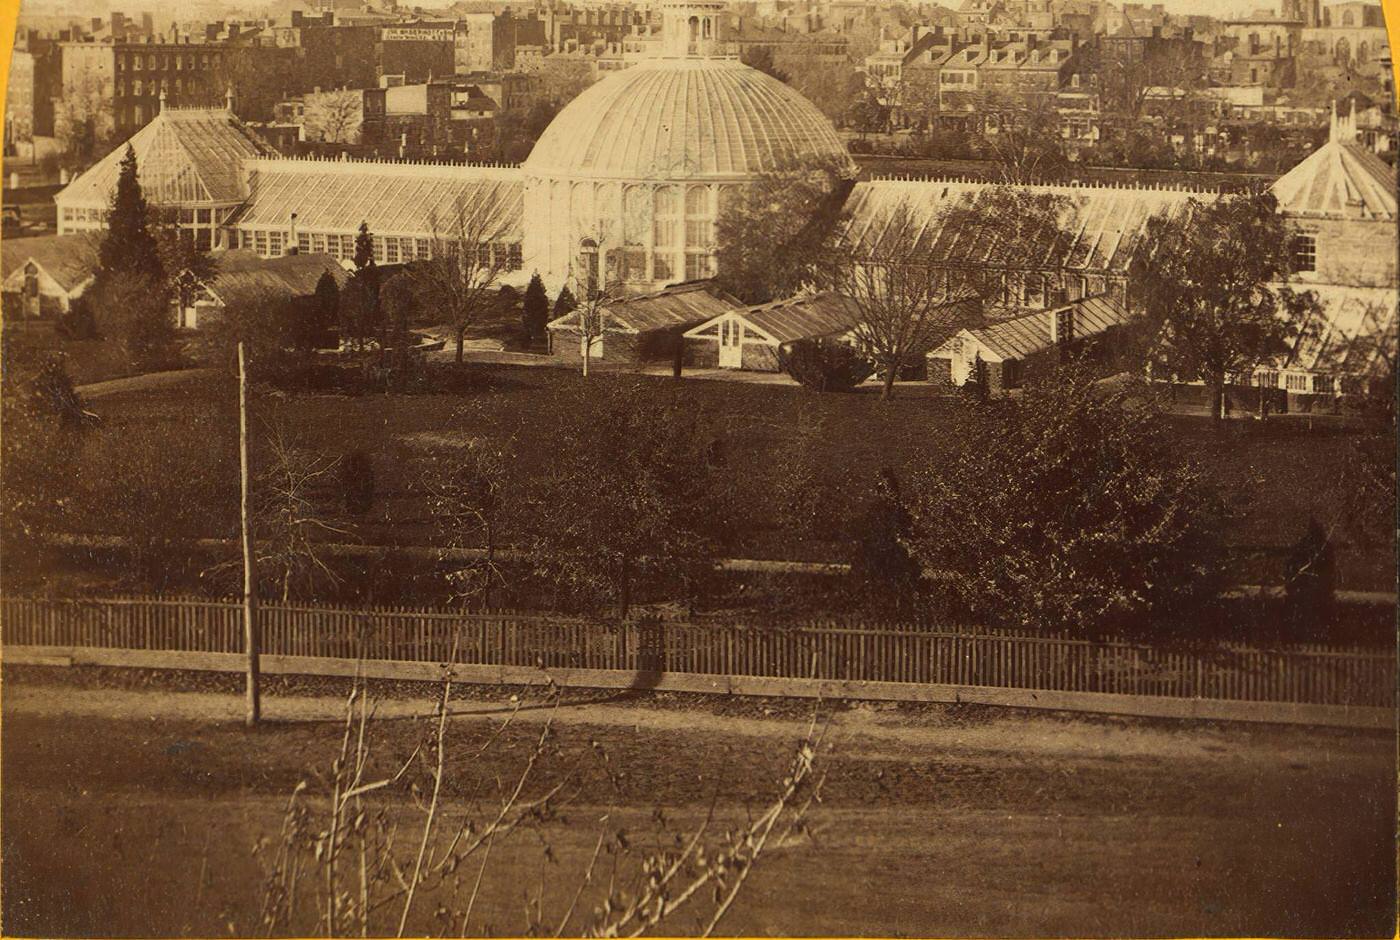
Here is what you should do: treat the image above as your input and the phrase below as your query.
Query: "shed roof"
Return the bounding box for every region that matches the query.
[842,180,1206,275]
[549,280,742,333]
[228,158,523,240]
[1,232,102,292]
[57,107,278,208]
[738,291,865,344]
[198,250,349,303]
[1282,284,1397,377]
[937,294,1127,361]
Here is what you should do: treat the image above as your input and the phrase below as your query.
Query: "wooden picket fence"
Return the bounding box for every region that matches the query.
[2,595,1394,708]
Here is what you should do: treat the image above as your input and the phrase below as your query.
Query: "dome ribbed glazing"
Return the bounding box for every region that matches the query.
[522,58,852,181]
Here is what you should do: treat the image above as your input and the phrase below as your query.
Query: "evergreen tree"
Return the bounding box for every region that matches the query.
[522,272,550,344]
[962,352,989,401]
[97,145,163,283]
[552,284,578,320]
[353,221,376,272]
[849,466,921,611]
[310,271,340,350]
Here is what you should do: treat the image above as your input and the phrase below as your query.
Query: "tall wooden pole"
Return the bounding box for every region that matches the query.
[239,341,261,727]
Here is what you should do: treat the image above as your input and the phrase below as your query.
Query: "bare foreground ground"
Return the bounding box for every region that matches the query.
[1,667,1395,938]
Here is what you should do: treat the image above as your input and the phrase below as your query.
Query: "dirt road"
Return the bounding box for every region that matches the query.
[3,670,1394,937]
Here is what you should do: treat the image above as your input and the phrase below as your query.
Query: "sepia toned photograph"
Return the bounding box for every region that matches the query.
[0,0,1395,934]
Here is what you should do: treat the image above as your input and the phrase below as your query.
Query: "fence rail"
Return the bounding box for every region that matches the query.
[2,596,1394,709]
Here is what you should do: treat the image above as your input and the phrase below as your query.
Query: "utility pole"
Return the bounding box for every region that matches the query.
[239,341,261,727]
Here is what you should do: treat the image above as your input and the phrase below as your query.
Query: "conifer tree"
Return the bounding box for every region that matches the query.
[552,284,578,320]
[522,273,550,344]
[962,352,989,402]
[353,221,376,272]
[98,145,163,283]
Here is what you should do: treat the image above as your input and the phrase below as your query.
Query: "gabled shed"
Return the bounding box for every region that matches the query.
[547,280,742,366]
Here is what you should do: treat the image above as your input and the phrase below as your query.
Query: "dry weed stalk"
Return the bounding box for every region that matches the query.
[255,665,827,938]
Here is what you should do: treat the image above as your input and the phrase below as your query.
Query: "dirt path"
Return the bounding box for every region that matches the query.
[3,674,1395,937]
[4,680,1382,770]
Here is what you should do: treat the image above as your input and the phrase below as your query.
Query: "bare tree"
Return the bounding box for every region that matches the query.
[303,89,363,144]
[249,421,353,602]
[823,202,970,399]
[412,189,517,364]
[420,430,514,610]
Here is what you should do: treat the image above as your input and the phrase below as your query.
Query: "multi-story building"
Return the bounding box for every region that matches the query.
[378,20,458,81]
[1218,13,1302,88]
[109,39,229,134]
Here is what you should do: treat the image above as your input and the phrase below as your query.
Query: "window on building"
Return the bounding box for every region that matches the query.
[147,55,156,69]
[1314,374,1335,394]
[298,232,311,253]
[1292,234,1317,273]
[684,185,711,250]
[1024,273,1045,308]
[175,55,182,70]
[505,243,522,271]
[1255,370,1279,388]
[1285,373,1309,391]
[654,253,675,281]
[269,231,284,256]
[416,238,432,260]
[254,230,269,255]
[134,78,143,96]
[134,56,142,71]
[385,238,400,264]
[685,252,712,282]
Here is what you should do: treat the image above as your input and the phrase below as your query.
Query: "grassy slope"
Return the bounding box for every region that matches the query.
[70,363,1395,589]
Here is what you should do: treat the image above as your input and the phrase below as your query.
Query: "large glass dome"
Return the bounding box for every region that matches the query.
[522,57,851,182]
[522,2,854,296]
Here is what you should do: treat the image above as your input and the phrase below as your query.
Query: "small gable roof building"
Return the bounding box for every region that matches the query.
[1,232,102,317]
[547,280,742,367]
[174,250,349,330]
[928,294,1128,390]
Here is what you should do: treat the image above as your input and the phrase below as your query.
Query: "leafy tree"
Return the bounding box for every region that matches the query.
[89,271,179,373]
[198,284,299,377]
[522,273,550,345]
[340,449,376,517]
[847,84,888,138]
[1282,517,1336,639]
[903,367,1226,639]
[777,337,875,392]
[528,378,733,618]
[1129,192,1320,423]
[849,466,921,610]
[714,155,853,304]
[741,45,790,83]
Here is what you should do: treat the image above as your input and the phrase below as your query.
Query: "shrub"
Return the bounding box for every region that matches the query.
[340,449,376,516]
[778,338,875,392]
[904,367,1226,639]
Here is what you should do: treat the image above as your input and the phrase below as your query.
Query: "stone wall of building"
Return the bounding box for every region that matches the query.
[1291,215,1398,287]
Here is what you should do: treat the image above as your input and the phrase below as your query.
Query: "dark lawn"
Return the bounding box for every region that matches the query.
[59,362,1396,590]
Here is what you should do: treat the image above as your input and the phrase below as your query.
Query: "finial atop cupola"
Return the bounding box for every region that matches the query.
[659,0,731,58]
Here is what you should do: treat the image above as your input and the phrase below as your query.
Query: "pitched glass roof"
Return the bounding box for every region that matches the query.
[228,159,523,240]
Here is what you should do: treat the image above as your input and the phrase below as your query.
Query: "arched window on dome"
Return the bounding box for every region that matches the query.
[577,239,600,296]
[685,185,714,282]
[688,16,699,41]
[621,186,649,282]
[653,186,680,282]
